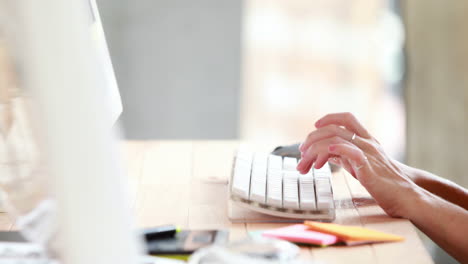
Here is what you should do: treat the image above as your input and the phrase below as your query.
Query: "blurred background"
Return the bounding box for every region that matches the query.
[0,0,465,263]
[94,1,467,263]
[94,1,467,261]
[97,0,406,157]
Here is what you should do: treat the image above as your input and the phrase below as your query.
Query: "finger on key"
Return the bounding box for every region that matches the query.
[297,148,317,174]
[314,154,329,169]
[300,158,314,175]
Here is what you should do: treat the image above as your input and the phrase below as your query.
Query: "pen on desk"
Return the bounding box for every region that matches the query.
[142,225,181,241]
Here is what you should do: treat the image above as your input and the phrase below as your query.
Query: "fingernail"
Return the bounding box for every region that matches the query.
[329,145,336,152]
[299,142,304,152]
[315,120,321,127]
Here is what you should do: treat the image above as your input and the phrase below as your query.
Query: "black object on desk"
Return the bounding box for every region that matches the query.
[272,143,340,172]
[272,143,302,159]
[143,228,228,256]
[143,225,179,241]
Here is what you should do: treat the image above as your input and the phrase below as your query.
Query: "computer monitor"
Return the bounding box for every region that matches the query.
[87,0,123,125]
[0,0,141,263]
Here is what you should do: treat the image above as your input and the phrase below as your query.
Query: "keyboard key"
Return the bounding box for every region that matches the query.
[266,170,282,207]
[268,155,283,171]
[236,148,253,164]
[315,178,331,192]
[283,172,299,209]
[250,176,267,204]
[283,157,298,171]
[250,154,267,203]
[299,175,316,210]
[316,195,334,210]
[253,152,268,167]
[232,157,252,200]
[313,163,332,179]
[315,177,334,210]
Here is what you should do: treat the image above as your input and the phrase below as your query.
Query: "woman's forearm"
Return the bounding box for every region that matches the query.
[398,161,468,210]
[405,188,468,263]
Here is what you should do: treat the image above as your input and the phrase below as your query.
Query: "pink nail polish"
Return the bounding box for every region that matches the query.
[329,145,336,152]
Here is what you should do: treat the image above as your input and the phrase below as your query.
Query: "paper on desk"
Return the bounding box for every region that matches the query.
[304,221,404,244]
[0,241,56,264]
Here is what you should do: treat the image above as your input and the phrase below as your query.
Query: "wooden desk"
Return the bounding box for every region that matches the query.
[126,140,433,263]
[0,140,434,263]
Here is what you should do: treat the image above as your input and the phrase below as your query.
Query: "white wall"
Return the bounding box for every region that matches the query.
[97,0,241,139]
[404,1,467,263]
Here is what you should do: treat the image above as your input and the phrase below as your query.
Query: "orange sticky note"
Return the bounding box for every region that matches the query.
[304,221,404,243]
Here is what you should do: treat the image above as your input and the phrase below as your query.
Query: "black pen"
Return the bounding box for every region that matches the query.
[142,225,181,241]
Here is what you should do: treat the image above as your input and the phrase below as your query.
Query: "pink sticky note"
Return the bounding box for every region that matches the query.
[262,224,339,246]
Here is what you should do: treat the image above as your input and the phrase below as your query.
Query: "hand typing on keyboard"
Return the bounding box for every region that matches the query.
[296,112,416,218]
[296,112,468,263]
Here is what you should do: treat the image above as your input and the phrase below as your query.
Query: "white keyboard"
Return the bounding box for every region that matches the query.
[229,149,335,220]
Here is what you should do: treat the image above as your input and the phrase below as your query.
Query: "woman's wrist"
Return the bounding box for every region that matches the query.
[394,160,423,186]
[394,160,419,184]
[400,185,433,221]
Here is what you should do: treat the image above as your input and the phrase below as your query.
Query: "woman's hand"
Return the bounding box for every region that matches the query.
[294,113,468,263]
[296,112,420,218]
